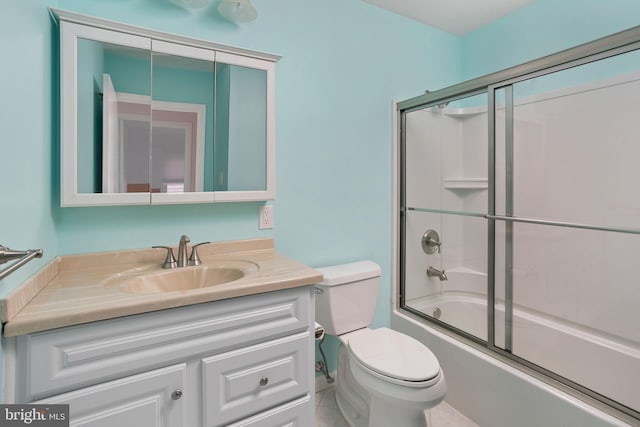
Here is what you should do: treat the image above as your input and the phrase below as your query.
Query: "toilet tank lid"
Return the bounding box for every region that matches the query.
[316,260,381,286]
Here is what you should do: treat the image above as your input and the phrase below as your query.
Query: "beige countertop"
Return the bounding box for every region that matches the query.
[1,238,322,337]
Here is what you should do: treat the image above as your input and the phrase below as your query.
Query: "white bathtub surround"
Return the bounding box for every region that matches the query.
[407,294,640,413]
[400,64,640,422]
[392,310,635,427]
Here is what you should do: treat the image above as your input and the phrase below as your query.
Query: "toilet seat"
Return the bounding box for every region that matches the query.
[347,327,440,385]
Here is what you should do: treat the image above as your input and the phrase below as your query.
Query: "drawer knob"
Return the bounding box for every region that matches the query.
[171,389,183,400]
[259,377,269,386]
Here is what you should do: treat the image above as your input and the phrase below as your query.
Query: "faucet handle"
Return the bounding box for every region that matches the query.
[422,230,442,254]
[188,242,210,266]
[153,246,177,269]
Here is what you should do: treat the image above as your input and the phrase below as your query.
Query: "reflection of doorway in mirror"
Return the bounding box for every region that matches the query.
[150,123,191,193]
[120,119,151,193]
[102,82,205,194]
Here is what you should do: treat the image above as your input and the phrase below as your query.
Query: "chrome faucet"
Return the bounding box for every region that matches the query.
[427,266,448,281]
[153,236,210,269]
[177,235,190,268]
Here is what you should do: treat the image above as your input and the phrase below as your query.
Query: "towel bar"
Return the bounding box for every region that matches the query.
[0,246,43,281]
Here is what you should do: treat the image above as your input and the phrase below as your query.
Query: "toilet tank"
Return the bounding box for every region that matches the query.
[314,260,381,336]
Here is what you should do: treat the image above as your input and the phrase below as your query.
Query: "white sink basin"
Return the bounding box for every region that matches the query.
[104,260,259,293]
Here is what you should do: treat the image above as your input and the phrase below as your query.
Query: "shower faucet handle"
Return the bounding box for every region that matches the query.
[422,230,442,254]
[425,237,441,247]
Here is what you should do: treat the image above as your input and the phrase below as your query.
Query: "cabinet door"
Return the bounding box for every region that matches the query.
[20,287,311,401]
[202,333,309,426]
[60,21,152,206]
[58,12,278,207]
[227,395,312,427]
[213,51,275,202]
[36,364,186,427]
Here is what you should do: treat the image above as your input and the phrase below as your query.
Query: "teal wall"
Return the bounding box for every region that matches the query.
[0,1,58,292]
[0,0,460,388]
[52,0,461,333]
[461,0,640,80]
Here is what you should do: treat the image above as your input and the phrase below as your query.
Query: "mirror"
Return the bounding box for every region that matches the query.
[59,15,277,206]
[77,38,152,197]
[149,41,214,204]
[214,60,267,192]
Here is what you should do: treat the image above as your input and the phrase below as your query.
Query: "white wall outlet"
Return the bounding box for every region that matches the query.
[259,205,274,229]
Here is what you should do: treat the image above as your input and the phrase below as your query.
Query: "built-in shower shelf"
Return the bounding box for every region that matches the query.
[443,178,488,190]
[442,106,486,118]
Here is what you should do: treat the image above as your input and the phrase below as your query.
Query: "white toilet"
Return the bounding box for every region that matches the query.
[315,260,446,427]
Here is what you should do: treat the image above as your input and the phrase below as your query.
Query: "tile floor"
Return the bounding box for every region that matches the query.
[315,386,479,427]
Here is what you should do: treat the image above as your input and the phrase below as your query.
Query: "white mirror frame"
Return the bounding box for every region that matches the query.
[214,51,276,203]
[56,9,278,207]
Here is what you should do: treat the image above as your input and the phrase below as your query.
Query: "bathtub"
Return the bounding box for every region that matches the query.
[393,294,639,426]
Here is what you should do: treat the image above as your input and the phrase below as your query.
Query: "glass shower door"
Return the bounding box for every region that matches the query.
[399,28,640,421]
[492,48,640,414]
[402,93,489,342]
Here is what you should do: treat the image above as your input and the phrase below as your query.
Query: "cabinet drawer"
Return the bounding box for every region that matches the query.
[202,332,310,427]
[36,363,186,427]
[18,287,311,400]
[227,395,312,427]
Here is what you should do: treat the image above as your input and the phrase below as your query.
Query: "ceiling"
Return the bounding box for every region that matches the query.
[362,0,536,36]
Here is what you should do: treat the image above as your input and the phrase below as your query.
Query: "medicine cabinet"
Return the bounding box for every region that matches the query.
[54,9,278,206]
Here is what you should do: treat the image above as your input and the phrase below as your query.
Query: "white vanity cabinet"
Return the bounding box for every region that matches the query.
[36,364,187,426]
[4,287,315,426]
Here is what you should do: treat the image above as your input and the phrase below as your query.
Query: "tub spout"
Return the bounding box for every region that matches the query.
[427,266,448,281]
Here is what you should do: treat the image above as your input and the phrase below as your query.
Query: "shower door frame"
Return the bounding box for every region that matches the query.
[397,25,640,422]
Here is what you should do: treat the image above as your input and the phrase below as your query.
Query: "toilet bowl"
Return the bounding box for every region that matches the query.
[315,261,446,427]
